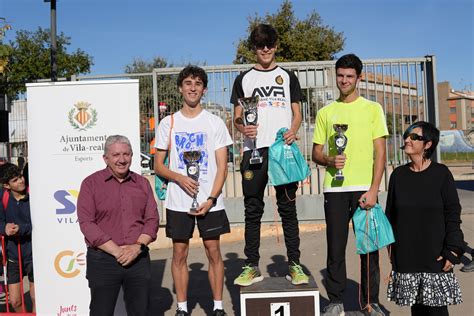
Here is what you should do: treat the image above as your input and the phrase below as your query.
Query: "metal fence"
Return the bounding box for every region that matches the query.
[1,57,440,196]
[0,98,28,166]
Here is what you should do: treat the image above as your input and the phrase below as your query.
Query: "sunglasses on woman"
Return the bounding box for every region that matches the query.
[404,133,426,141]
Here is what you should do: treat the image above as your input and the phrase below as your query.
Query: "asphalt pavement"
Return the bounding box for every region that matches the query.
[145,213,474,316]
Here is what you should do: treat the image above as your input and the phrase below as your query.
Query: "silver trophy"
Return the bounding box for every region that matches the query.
[333,124,348,181]
[183,150,202,213]
[238,96,263,164]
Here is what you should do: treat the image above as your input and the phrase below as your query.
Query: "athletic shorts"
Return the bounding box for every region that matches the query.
[166,209,230,240]
[7,259,34,284]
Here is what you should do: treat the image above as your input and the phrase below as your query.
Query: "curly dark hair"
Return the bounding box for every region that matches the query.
[335,54,363,76]
[403,121,440,159]
[0,163,22,185]
[177,65,208,88]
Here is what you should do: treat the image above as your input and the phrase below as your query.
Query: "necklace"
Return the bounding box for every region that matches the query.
[410,159,431,172]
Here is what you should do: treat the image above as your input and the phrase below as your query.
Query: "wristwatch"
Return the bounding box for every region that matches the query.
[207,196,217,207]
[136,242,149,254]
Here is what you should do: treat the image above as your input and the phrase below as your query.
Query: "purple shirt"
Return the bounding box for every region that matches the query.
[77,168,159,248]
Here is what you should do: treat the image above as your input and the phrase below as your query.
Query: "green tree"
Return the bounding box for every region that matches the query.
[234,0,345,64]
[124,56,185,157]
[386,113,402,135]
[124,56,183,116]
[3,27,92,100]
[0,19,12,75]
[125,56,168,74]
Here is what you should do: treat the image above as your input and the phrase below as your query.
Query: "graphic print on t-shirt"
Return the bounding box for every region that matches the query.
[251,75,288,109]
[174,131,209,176]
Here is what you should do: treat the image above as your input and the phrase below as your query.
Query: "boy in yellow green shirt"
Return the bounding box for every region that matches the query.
[312,54,388,316]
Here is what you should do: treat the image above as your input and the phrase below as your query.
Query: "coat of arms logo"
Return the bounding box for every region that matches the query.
[68,101,98,131]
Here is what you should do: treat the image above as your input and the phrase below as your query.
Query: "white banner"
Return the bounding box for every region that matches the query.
[26,80,140,316]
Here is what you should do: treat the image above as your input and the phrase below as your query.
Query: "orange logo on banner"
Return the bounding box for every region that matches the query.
[68,101,98,131]
[75,108,90,126]
[54,250,86,278]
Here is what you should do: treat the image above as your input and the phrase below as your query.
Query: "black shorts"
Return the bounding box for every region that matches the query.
[166,209,230,240]
[7,259,34,284]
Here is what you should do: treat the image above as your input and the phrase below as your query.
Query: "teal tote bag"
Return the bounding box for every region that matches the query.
[268,128,310,186]
[353,204,395,254]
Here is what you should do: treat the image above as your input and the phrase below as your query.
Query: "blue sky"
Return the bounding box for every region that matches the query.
[2,0,473,90]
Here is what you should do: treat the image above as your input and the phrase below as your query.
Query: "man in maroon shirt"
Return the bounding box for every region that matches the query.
[77,135,159,316]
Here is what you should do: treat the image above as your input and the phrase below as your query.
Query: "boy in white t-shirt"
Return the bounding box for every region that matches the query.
[154,66,233,316]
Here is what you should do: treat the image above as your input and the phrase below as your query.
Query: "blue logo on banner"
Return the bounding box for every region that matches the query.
[54,189,79,224]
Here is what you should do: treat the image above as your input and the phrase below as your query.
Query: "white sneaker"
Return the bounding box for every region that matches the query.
[322,303,345,316]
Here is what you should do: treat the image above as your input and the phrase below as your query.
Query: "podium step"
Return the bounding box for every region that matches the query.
[240,276,319,316]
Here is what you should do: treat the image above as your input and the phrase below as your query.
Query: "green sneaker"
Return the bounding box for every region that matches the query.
[233,265,264,286]
[286,262,309,285]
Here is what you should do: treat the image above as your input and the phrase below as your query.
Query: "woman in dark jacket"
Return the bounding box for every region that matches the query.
[386,121,464,316]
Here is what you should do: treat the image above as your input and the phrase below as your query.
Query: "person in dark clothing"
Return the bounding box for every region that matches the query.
[0,163,35,312]
[21,162,28,188]
[231,23,309,288]
[16,153,25,171]
[386,121,465,316]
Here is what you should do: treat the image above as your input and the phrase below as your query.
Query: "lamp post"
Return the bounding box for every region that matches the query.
[44,0,57,82]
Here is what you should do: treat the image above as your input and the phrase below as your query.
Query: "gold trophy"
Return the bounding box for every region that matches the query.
[183,150,202,213]
[333,124,348,181]
[238,96,263,164]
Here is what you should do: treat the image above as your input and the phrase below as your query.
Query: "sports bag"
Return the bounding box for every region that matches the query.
[268,127,310,186]
[154,114,173,200]
[353,203,395,254]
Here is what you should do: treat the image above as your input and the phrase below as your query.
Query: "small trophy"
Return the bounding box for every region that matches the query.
[183,150,202,213]
[238,96,263,164]
[333,124,348,181]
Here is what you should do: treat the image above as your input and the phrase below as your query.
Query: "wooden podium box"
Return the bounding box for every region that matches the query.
[240,276,319,316]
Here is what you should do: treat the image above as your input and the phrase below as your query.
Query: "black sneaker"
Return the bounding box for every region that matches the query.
[461,260,474,272]
[213,309,227,316]
[175,308,189,316]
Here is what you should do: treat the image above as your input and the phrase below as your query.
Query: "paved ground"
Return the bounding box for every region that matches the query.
[144,213,474,316]
[2,165,471,315]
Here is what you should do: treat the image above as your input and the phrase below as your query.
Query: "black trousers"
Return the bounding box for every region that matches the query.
[411,304,449,316]
[241,148,301,266]
[324,191,380,305]
[86,248,151,316]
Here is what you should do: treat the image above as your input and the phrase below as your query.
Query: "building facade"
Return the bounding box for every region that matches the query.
[438,81,474,131]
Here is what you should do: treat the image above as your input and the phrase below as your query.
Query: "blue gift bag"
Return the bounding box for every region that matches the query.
[154,156,169,201]
[353,204,395,254]
[154,113,174,201]
[268,128,311,186]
